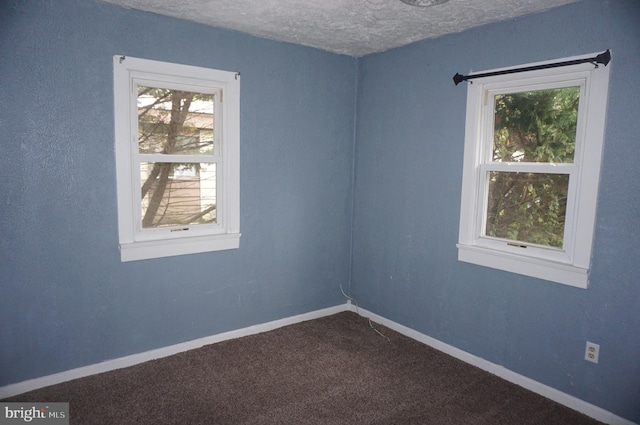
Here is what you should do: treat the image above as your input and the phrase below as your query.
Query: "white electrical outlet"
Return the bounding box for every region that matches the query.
[585,341,600,364]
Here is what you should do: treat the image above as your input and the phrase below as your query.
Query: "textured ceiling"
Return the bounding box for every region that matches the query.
[97,0,581,57]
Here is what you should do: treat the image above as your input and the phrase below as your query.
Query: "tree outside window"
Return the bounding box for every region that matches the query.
[485,87,579,249]
[137,86,219,229]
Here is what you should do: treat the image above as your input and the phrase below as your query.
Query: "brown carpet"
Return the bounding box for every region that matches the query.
[5,312,603,424]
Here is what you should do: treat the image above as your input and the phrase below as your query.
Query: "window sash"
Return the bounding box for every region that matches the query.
[129,78,225,241]
[133,79,224,157]
[481,79,587,164]
[471,77,587,264]
[134,160,224,241]
[475,165,577,257]
[473,183,577,264]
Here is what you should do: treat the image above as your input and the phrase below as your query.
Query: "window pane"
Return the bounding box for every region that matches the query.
[140,162,217,228]
[493,87,580,163]
[485,171,569,248]
[137,86,215,155]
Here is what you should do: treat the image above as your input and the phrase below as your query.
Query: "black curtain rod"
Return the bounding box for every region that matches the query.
[453,49,610,86]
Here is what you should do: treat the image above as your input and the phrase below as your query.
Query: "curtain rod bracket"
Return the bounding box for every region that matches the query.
[453,49,610,86]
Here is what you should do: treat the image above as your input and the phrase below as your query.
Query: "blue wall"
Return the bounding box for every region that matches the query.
[0,0,355,386]
[352,0,640,422]
[1,0,639,422]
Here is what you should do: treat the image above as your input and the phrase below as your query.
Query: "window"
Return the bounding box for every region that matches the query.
[113,56,240,262]
[457,52,610,288]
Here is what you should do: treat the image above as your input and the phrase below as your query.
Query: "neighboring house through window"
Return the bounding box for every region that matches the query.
[113,56,240,262]
[457,52,611,288]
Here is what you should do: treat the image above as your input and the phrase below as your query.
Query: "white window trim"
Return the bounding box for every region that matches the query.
[113,56,240,262]
[457,52,611,288]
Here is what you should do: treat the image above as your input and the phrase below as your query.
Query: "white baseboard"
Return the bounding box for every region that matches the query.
[2,302,634,425]
[348,303,636,425]
[0,304,347,399]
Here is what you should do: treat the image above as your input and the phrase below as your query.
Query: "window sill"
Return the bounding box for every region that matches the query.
[120,233,241,262]
[457,244,588,289]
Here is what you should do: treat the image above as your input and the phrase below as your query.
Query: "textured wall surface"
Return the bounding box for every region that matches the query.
[351,0,640,422]
[0,0,355,386]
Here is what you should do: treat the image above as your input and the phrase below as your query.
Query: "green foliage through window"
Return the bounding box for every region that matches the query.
[486,172,568,248]
[485,87,579,248]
